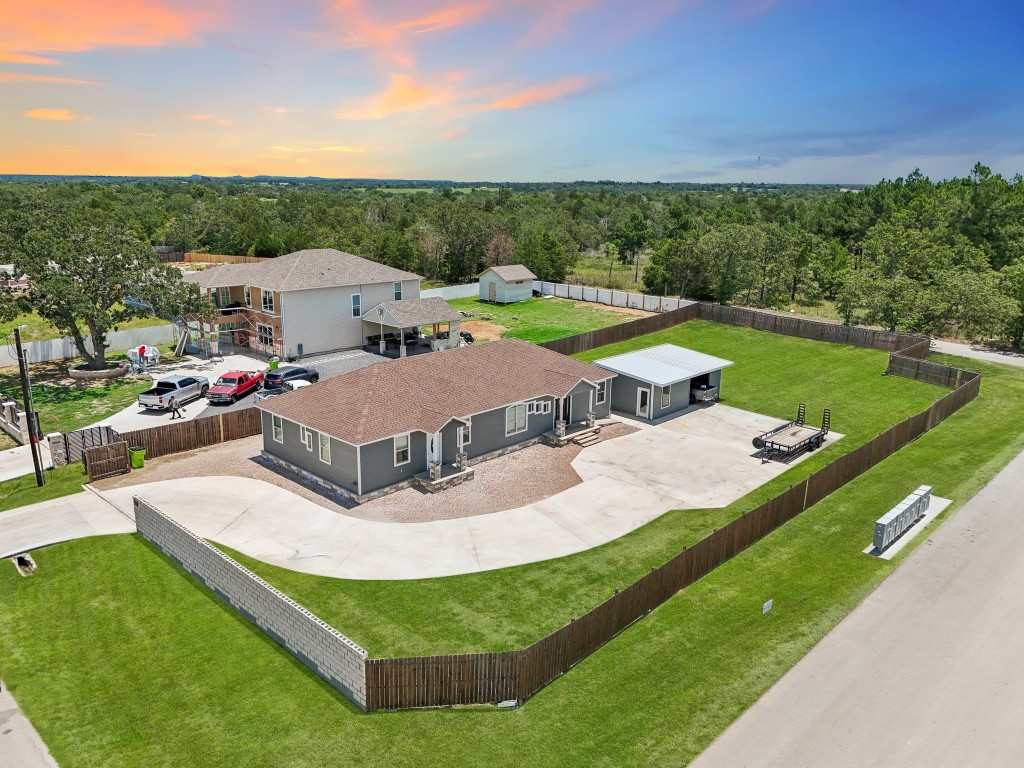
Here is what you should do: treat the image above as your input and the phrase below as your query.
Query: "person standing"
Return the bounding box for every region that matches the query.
[168,396,184,420]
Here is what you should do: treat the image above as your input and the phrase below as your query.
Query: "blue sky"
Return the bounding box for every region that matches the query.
[1,0,1022,182]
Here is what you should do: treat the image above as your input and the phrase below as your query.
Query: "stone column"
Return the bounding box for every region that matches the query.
[555,420,566,438]
[48,432,68,467]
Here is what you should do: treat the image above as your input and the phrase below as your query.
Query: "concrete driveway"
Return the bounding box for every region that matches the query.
[76,404,835,580]
[0,489,134,559]
[92,353,263,432]
[932,338,1024,368]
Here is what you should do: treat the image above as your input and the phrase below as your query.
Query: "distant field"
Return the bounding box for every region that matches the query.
[565,253,650,292]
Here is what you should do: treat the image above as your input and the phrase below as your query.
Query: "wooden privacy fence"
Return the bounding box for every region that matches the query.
[184,253,272,265]
[117,408,262,459]
[363,351,981,711]
[84,441,131,481]
[539,301,930,359]
[540,303,701,355]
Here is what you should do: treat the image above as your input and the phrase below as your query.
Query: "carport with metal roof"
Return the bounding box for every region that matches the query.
[593,343,734,420]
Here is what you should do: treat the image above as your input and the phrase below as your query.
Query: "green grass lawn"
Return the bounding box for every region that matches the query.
[0,463,88,513]
[447,296,640,343]
[0,309,170,344]
[0,343,184,436]
[2,325,1022,768]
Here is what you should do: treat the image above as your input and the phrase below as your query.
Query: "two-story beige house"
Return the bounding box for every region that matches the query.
[183,249,433,359]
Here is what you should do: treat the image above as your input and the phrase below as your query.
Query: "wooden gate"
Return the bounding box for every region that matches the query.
[84,441,132,481]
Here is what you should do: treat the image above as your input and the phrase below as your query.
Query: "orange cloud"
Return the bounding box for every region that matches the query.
[516,0,597,48]
[0,51,61,65]
[22,108,90,121]
[440,126,468,140]
[0,72,104,85]
[0,0,219,56]
[268,145,365,154]
[268,106,303,113]
[483,74,591,110]
[328,0,495,68]
[339,73,454,120]
[183,114,232,126]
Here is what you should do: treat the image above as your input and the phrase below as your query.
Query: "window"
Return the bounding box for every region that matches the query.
[217,287,230,306]
[661,385,671,409]
[526,400,549,415]
[256,323,273,346]
[393,281,403,301]
[271,415,283,443]
[351,293,361,318]
[244,286,251,307]
[460,417,471,446]
[318,433,331,464]
[596,380,607,405]
[261,289,274,313]
[299,426,314,451]
[505,403,527,436]
[394,434,410,465]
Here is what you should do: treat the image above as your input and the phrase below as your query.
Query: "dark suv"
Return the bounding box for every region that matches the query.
[264,365,320,391]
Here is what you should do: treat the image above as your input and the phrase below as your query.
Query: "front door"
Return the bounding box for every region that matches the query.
[427,431,442,465]
[488,282,497,301]
[636,388,651,419]
[558,396,571,423]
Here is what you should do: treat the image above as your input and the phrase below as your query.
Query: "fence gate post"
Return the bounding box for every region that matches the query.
[219,414,225,443]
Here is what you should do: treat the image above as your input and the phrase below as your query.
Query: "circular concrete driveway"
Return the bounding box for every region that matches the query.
[94,405,835,580]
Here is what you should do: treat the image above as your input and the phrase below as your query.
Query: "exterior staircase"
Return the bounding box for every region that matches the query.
[573,432,601,448]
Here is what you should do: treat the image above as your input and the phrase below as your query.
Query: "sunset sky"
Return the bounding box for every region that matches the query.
[1,0,1022,182]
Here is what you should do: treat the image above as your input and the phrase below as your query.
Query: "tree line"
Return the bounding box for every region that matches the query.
[1,164,1022,368]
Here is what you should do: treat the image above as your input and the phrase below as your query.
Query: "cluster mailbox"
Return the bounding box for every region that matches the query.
[873,485,932,552]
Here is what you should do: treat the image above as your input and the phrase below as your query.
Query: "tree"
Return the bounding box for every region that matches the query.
[515,229,573,282]
[1000,259,1024,348]
[612,209,652,283]
[483,229,515,267]
[15,214,209,369]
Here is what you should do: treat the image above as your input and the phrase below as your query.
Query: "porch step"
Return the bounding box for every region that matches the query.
[573,434,601,447]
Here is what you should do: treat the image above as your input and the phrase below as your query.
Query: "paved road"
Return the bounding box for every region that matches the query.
[932,338,1024,368]
[692,447,1024,768]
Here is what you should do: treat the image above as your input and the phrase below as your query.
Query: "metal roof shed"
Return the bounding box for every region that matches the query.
[594,344,734,420]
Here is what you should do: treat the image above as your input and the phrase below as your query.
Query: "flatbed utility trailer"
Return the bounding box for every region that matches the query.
[752,403,831,462]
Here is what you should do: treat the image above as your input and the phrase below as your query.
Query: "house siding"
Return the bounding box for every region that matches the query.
[651,381,692,419]
[440,420,461,464]
[566,380,596,423]
[593,378,613,419]
[360,431,427,493]
[261,411,359,493]
[465,399,553,459]
[610,373,650,417]
[281,279,421,357]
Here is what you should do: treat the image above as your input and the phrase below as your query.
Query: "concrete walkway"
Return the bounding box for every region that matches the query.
[0,405,830,579]
[85,405,828,580]
[932,338,1024,368]
[0,684,59,768]
[0,490,134,559]
[692,447,1024,768]
[0,442,52,484]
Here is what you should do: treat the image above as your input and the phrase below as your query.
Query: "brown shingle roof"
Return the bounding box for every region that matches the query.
[362,297,463,327]
[181,249,420,292]
[257,338,615,445]
[480,264,537,282]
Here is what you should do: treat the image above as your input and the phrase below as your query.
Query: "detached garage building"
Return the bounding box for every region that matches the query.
[478,264,537,304]
[594,344,734,420]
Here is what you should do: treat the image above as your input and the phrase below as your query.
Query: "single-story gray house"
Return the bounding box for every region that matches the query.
[478,265,537,304]
[593,344,733,420]
[256,338,616,501]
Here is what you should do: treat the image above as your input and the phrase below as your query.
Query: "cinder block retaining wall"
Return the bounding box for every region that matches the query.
[134,496,369,709]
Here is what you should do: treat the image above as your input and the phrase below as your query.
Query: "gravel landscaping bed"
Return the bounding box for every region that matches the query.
[94,421,638,522]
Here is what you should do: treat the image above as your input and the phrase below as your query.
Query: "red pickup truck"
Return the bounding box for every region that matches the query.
[206,370,264,404]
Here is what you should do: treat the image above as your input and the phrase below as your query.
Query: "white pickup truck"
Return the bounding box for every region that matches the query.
[138,375,210,410]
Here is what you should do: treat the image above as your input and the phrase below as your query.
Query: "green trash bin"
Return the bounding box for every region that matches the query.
[268,356,281,371]
[129,446,146,469]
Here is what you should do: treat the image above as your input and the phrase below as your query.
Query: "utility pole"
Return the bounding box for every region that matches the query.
[13,326,45,487]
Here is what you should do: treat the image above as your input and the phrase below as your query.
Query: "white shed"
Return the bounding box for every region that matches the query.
[478,265,537,304]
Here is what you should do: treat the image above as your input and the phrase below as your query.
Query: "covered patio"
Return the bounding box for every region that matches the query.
[361,296,465,358]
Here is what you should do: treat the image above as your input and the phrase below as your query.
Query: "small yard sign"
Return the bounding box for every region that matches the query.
[762,599,773,614]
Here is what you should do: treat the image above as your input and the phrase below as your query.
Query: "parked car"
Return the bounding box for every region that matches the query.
[253,379,312,403]
[138,375,209,410]
[264,365,320,391]
[206,370,264,404]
